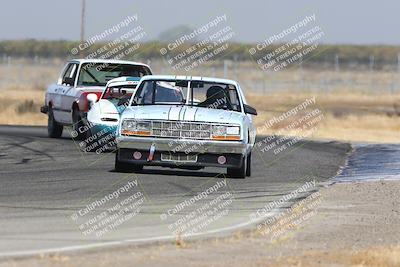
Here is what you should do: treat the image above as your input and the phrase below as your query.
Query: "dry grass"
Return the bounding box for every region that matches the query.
[0,61,399,143]
[0,90,399,143]
[264,246,400,267]
[250,92,400,143]
[0,88,46,125]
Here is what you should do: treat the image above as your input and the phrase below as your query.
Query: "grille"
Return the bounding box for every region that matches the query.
[161,153,198,162]
[151,121,212,140]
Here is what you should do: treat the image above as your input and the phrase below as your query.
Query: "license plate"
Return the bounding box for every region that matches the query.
[161,153,197,163]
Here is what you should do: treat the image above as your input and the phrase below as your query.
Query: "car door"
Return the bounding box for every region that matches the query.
[237,84,256,146]
[56,63,79,123]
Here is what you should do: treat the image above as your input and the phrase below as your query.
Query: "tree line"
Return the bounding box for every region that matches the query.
[1,39,399,66]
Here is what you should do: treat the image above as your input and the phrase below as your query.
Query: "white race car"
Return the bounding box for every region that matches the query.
[115,75,258,178]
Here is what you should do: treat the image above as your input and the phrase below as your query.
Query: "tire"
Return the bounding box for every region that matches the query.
[114,150,143,173]
[72,108,86,140]
[47,107,63,138]
[246,153,251,177]
[227,156,247,179]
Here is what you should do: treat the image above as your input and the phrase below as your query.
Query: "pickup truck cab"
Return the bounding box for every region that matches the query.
[41,59,152,138]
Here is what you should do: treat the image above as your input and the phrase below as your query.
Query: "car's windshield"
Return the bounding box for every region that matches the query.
[101,85,137,101]
[77,63,151,86]
[191,81,241,112]
[132,80,241,111]
[133,80,186,105]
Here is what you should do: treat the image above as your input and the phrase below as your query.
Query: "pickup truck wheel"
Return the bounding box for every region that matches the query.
[47,107,63,138]
[246,153,251,177]
[72,108,86,140]
[227,156,247,179]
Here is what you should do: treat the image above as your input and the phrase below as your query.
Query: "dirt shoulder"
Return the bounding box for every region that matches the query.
[2,180,399,267]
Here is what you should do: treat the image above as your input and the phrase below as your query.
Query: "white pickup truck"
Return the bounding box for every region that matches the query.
[41,59,152,139]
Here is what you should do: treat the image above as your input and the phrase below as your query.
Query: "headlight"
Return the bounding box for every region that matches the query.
[226,126,240,135]
[121,120,151,136]
[212,125,241,140]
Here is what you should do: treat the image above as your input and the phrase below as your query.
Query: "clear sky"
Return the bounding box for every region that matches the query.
[1,0,399,45]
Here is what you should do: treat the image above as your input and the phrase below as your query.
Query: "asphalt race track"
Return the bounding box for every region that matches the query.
[0,125,350,257]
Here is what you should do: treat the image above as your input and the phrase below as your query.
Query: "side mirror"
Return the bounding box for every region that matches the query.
[87,94,98,109]
[63,77,75,86]
[244,104,257,115]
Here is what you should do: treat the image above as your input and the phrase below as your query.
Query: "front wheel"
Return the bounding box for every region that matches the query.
[246,153,251,177]
[72,108,86,140]
[47,107,63,138]
[227,155,247,179]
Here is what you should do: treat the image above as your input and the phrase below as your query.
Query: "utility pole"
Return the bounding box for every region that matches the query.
[80,0,86,54]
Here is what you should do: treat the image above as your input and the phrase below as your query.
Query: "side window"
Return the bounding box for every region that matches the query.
[141,81,154,104]
[228,85,241,112]
[61,63,78,85]
[133,81,153,105]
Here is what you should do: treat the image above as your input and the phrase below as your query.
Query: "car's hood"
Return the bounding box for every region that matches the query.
[97,99,122,114]
[121,105,245,125]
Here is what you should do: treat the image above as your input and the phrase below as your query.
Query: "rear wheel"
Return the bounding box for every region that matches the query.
[47,107,63,138]
[227,156,247,179]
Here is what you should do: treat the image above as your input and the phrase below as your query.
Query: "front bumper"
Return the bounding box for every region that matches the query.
[117,136,248,155]
[118,148,244,168]
[116,136,248,168]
